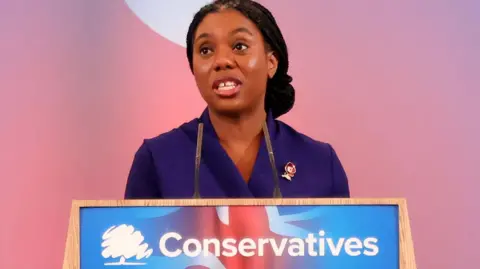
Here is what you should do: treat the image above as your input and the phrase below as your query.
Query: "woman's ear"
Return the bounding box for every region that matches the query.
[267,51,278,79]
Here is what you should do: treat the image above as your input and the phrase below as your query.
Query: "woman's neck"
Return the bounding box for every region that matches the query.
[208,107,267,144]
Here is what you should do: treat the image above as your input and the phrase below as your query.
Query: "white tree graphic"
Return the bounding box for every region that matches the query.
[101,224,153,266]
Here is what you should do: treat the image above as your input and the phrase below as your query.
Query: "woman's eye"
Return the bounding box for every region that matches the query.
[199,47,212,55]
[233,43,248,51]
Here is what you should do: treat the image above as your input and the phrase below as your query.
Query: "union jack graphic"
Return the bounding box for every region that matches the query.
[137,205,323,269]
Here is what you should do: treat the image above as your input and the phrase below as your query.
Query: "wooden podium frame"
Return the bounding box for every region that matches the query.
[63,198,417,269]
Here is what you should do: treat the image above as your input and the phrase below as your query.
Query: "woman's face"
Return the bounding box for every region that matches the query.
[192,9,278,116]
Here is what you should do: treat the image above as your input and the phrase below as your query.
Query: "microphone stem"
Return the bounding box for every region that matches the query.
[193,123,204,199]
[263,122,283,198]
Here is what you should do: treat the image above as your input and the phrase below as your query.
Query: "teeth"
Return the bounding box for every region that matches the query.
[218,81,237,88]
[218,85,236,91]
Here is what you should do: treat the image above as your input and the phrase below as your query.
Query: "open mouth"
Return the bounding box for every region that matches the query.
[212,78,242,97]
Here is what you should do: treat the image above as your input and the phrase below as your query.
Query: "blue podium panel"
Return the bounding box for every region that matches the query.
[80,205,399,269]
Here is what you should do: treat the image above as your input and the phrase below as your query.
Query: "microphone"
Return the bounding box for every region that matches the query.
[193,122,203,199]
[192,121,283,198]
[262,122,283,198]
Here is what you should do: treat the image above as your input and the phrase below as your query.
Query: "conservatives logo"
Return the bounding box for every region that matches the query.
[100,225,379,264]
[101,224,153,266]
[158,230,379,258]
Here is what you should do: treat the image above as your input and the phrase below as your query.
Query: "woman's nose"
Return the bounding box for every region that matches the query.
[213,47,235,71]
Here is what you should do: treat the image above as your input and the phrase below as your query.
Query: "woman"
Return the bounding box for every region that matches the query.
[125,0,350,199]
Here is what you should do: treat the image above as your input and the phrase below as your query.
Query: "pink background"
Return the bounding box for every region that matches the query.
[1,1,479,268]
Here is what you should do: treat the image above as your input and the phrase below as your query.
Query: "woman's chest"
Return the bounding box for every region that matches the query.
[155,155,334,199]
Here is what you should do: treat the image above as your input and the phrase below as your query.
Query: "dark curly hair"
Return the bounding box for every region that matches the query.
[186,0,295,119]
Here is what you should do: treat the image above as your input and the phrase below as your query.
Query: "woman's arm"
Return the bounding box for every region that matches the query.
[124,141,162,199]
[329,144,350,198]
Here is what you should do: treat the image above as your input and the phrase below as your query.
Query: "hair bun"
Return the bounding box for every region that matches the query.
[266,74,295,118]
[278,73,293,84]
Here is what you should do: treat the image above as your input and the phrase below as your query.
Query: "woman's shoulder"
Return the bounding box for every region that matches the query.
[141,118,198,151]
[275,119,350,197]
[275,119,336,155]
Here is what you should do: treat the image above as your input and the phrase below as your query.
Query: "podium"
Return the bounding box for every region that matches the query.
[63,198,417,269]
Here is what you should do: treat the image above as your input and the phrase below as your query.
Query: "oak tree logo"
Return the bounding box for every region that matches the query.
[101,224,153,266]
